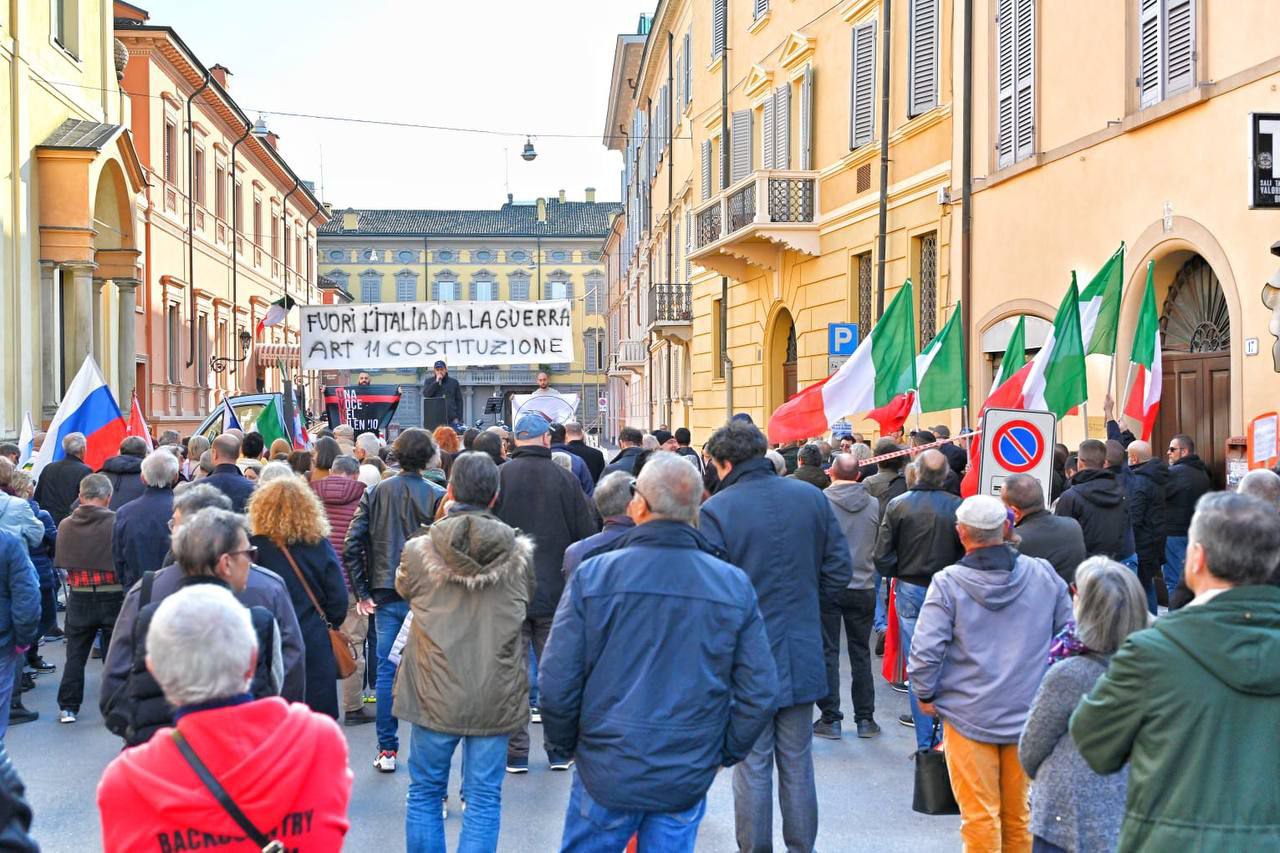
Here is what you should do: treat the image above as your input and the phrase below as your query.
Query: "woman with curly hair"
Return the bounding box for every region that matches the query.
[432,425,460,477]
[248,477,348,718]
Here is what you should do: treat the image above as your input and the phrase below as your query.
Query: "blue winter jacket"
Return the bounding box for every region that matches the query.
[24,501,56,588]
[0,533,41,653]
[700,456,852,707]
[112,486,174,589]
[540,520,778,812]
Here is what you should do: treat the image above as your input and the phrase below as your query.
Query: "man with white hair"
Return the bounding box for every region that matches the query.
[97,584,352,851]
[112,450,180,588]
[909,494,1072,852]
[541,453,778,850]
[354,431,383,463]
[33,432,92,525]
[1238,468,1280,510]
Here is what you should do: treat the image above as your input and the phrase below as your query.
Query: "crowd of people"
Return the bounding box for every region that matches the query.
[0,401,1276,852]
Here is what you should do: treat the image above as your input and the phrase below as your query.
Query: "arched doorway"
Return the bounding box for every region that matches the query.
[1156,255,1231,486]
[766,308,798,417]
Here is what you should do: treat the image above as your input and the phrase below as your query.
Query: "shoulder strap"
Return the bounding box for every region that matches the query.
[171,730,282,852]
[274,540,327,622]
[140,571,156,609]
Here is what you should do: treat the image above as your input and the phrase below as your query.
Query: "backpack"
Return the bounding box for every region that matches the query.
[103,574,282,746]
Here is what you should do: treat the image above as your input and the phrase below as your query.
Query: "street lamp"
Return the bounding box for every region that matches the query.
[521,137,537,162]
[210,328,253,374]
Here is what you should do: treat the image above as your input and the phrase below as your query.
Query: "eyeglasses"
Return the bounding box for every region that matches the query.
[226,547,258,562]
[628,480,647,503]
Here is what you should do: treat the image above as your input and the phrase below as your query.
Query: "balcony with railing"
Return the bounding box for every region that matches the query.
[690,169,820,280]
[646,283,693,344]
[608,338,647,376]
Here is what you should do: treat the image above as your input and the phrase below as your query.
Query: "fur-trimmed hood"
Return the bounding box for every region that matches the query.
[419,511,534,590]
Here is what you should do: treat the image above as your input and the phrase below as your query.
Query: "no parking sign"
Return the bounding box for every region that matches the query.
[978,408,1057,500]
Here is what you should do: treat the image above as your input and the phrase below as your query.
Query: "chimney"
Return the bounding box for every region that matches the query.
[323,202,334,217]
[342,210,359,231]
[585,187,596,203]
[263,131,279,150]
[209,64,231,89]
[507,192,513,204]
[558,189,566,203]
[536,198,547,223]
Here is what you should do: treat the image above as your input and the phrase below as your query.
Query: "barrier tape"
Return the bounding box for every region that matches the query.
[855,431,983,467]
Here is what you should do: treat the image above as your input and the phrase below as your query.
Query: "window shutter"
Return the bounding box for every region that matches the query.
[565,281,574,301]
[775,84,791,169]
[685,211,693,278]
[995,0,1016,167]
[684,32,693,108]
[851,21,876,149]
[800,65,814,170]
[762,97,776,170]
[908,0,939,117]
[1163,0,1195,97]
[431,279,439,301]
[1013,0,1035,161]
[701,140,713,199]
[1138,0,1162,107]
[755,0,769,20]
[712,0,726,59]
[731,109,753,184]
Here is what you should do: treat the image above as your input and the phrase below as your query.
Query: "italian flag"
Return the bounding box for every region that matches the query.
[1078,244,1124,356]
[253,396,290,449]
[256,295,297,335]
[990,315,1026,396]
[1021,279,1088,418]
[1123,261,1162,440]
[767,281,916,442]
[914,304,966,415]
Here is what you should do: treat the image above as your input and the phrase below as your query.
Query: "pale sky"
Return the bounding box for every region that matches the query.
[136,0,643,209]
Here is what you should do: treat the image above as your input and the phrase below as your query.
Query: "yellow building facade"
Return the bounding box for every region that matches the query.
[317,195,618,432]
[604,0,956,440]
[1,0,146,436]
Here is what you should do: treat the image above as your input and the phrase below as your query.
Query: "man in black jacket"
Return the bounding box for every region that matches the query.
[862,438,907,646]
[1002,474,1087,584]
[422,360,463,427]
[201,435,254,513]
[1125,440,1166,612]
[98,436,148,511]
[1162,433,1212,602]
[933,424,968,478]
[673,427,704,474]
[343,428,445,773]
[562,422,605,482]
[1055,440,1132,561]
[601,427,645,477]
[492,412,597,774]
[32,433,91,525]
[873,449,962,748]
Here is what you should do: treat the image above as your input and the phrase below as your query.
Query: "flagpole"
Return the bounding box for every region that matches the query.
[1081,402,1090,440]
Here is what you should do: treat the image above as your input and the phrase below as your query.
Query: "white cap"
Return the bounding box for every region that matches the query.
[955,494,1009,531]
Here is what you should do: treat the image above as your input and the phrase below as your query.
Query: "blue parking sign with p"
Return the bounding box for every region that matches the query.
[829,323,859,355]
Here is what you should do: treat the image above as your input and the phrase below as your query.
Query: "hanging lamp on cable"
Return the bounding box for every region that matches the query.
[520,136,537,162]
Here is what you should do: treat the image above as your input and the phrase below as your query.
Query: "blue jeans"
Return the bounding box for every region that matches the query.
[895,581,936,751]
[1121,553,1159,615]
[1163,536,1188,601]
[407,726,507,853]
[375,599,411,752]
[528,642,539,708]
[872,574,888,633]
[560,772,705,852]
[0,651,18,739]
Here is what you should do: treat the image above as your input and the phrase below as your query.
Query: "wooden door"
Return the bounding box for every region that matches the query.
[1155,352,1231,488]
[783,323,798,401]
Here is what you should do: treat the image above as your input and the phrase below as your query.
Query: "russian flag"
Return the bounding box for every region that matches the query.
[30,356,129,477]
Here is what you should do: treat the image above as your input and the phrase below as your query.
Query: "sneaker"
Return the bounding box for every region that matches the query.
[898,713,914,728]
[19,673,35,693]
[59,709,77,724]
[27,656,56,674]
[90,646,103,660]
[43,626,63,641]
[363,694,376,704]
[857,719,882,739]
[889,681,909,694]
[530,705,542,724]
[874,630,886,657]
[8,705,37,725]
[548,758,574,772]
[343,708,375,727]
[373,750,397,772]
[506,756,529,774]
[813,718,842,740]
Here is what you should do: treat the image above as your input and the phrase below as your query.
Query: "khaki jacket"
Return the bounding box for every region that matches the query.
[393,510,535,736]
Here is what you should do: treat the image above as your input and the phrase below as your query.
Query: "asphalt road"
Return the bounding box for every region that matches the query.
[8,632,959,851]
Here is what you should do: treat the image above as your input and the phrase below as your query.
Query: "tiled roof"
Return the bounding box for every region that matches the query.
[317,200,622,239]
[38,119,122,151]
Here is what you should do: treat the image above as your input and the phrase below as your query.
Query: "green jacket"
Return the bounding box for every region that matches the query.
[393,509,535,736]
[1069,585,1280,851]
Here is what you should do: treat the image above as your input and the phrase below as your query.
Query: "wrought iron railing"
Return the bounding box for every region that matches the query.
[690,170,818,251]
[766,177,815,222]
[695,204,722,248]
[648,283,693,324]
[727,182,756,232]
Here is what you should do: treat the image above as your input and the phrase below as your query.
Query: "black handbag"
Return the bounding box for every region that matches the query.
[171,730,285,852]
[912,719,960,815]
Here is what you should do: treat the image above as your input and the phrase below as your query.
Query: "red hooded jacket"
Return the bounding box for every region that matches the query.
[97,698,352,852]
[311,476,366,564]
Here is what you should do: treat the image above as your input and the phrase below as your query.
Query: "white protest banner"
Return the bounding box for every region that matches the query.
[300,300,575,370]
[512,392,580,424]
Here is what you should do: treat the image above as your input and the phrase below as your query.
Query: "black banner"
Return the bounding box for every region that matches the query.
[323,384,401,437]
[1252,113,1280,208]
